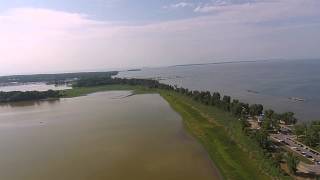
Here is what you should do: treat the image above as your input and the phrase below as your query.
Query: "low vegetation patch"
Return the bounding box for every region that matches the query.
[158,90,291,180]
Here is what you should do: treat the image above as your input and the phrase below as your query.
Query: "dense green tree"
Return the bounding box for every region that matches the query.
[253,130,272,150]
[264,109,275,119]
[273,152,283,168]
[262,118,273,131]
[0,90,61,103]
[240,118,250,131]
[285,153,299,174]
[249,104,263,116]
[294,122,320,148]
[294,123,307,137]
[0,71,118,84]
[222,95,231,111]
[211,92,221,106]
[192,91,201,101]
[280,112,297,125]
[200,91,211,105]
[231,99,243,117]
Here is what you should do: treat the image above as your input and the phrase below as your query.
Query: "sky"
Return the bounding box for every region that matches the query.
[0,0,319,75]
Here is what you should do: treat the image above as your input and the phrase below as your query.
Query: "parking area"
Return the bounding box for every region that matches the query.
[270,133,320,174]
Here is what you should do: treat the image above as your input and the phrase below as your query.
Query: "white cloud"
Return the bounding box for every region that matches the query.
[0,2,319,75]
[194,0,320,20]
[163,2,194,9]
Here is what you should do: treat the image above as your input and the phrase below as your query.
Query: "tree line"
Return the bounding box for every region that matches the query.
[294,121,320,149]
[74,76,298,126]
[0,90,61,103]
[0,71,118,85]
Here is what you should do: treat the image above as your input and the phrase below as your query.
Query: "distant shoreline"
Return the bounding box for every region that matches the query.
[170,60,266,67]
[169,59,320,68]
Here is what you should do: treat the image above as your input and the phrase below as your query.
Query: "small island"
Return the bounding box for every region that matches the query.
[289,97,305,102]
[127,69,142,72]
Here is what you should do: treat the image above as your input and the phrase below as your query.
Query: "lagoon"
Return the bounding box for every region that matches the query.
[0,91,220,180]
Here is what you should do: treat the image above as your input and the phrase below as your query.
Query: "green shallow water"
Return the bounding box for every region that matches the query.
[0,91,220,180]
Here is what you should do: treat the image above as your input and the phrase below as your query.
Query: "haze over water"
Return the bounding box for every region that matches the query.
[0,91,219,180]
[119,60,320,121]
[0,83,71,92]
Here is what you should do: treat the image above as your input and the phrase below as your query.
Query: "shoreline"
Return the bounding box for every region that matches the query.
[63,85,286,179]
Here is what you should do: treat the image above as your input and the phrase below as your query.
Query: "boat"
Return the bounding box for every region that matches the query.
[289,97,305,102]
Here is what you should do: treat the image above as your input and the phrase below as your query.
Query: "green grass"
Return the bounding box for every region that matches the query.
[159,90,294,180]
[62,85,292,180]
[158,90,273,180]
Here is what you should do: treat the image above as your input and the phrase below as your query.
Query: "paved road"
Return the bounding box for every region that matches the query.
[270,133,320,174]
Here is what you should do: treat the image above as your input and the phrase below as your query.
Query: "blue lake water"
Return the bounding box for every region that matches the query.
[118,60,320,121]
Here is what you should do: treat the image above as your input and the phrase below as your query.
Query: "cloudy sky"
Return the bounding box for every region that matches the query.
[0,0,319,75]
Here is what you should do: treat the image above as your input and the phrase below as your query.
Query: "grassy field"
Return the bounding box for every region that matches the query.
[63,85,292,180]
[158,90,273,180]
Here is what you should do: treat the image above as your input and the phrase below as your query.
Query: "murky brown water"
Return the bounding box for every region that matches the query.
[0,91,220,180]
